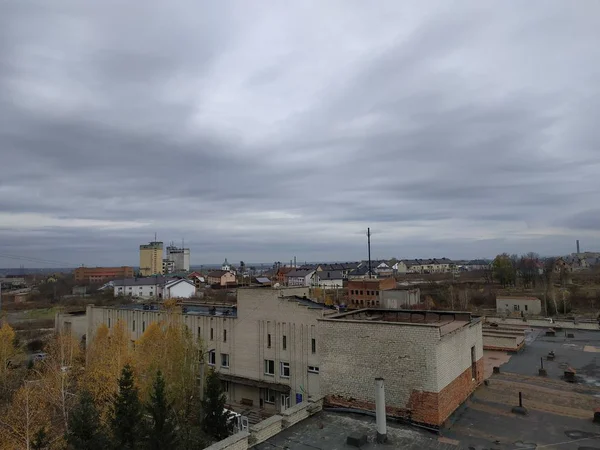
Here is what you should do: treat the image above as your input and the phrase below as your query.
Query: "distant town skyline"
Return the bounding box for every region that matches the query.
[1,2,599,268]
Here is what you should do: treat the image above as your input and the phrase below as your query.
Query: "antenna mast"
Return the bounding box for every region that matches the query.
[367,228,372,279]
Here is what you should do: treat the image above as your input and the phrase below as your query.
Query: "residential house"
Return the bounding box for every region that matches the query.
[311,270,343,289]
[316,262,361,280]
[392,261,408,274]
[276,267,294,286]
[464,260,490,271]
[554,258,573,273]
[113,276,172,299]
[285,269,315,287]
[373,261,393,277]
[207,270,237,287]
[347,265,373,280]
[163,278,196,299]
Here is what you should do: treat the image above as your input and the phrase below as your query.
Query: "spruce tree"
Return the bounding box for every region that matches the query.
[146,370,178,449]
[31,427,50,450]
[111,364,144,449]
[65,390,109,450]
[201,369,232,441]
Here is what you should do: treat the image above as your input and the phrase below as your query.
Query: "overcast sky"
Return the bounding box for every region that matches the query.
[1,1,599,268]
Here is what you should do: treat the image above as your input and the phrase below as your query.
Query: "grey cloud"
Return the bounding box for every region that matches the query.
[1,0,599,267]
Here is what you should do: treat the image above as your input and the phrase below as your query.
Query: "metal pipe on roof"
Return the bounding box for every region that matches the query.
[375,378,387,443]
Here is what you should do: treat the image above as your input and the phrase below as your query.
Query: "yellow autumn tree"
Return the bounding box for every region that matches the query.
[133,316,200,411]
[83,320,131,420]
[0,381,51,450]
[0,322,20,397]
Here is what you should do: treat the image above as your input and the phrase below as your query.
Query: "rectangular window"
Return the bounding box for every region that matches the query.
[261,388,275,404]
[280,362,290,378]
[221,353,229,368]
[514,305,520,311]
[525,305,528,311]
[197,326,201,339]
[208,350,216,366]
[142,322,146,333]
[308,366,320,374]
[264,359,275,375]
[311,338,316,354]
[108,318,111,328]
[223,329,227,342]
[282,335,287,350]
[132,320,135,332]
[360,290,363,295]
[221,380,230,393]
[267,333,272,348]
[210,328,214,340]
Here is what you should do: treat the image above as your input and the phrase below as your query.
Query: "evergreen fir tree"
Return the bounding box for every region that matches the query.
[201,369,232,441]
[65,390,109,450]
[111,364,145,449]
[146,370,178,449]
[31,427,50,450]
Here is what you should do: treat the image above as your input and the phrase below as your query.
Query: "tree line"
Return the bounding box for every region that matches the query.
[0,313,232,449]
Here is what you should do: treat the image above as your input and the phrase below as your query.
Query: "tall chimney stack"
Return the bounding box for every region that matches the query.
[375,378,387,443]
[577,240,580,254]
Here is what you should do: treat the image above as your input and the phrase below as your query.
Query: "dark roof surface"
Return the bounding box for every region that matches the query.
[316,270,343,280]
[113,276,174,286]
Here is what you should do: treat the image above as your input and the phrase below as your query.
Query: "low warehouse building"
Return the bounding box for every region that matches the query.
[319,309,483,427]
[496,296,542,316]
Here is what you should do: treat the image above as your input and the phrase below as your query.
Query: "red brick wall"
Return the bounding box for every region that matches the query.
[408,358,484,426]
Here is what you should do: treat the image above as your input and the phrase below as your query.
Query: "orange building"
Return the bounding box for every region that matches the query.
[347,277,396,308]
[73,266,134,284]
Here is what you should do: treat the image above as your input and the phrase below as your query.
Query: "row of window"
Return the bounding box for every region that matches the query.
[349,289,379,296]
[207,350,229,368]
[350,299,380,306]
[267,334,316,353]
[198,326,227,342]
[263,359,320,377]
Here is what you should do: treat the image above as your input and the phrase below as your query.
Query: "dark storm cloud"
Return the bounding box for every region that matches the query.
[1,0,600,267]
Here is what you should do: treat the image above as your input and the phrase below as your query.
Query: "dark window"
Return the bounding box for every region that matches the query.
[264,359,275,375]
[267,333,272,348]
[224,329,227,342]
[360,290,363,295]
[525,305,528,311]
[208,350,216,366]
[210,328,214,340]
[221,353,229,367]
[280,362,290,377]
[282,335,287,350]
[132,320,135,332]
[108,318,111,328]
[471,346,476,380]
[197,326,201,338]
[311,338,316,354]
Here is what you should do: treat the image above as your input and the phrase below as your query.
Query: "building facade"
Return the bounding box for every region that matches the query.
[140,241,164,276]
[311,271,343,289]
[496,296,542,316]
[166,246,190,272]
[73,266,134,283]
[319,309,483,427]
[347,278,396,308]
[207,270,236,287]
[379,287,421,309]
[285,269,315,287]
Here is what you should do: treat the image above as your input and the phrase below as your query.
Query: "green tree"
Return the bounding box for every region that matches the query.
[31,427,50,450]
[146,371,178,450]
[492,254,516,287]
[65,390,109,450]
[111,364,144,450]
[201,369,232,442]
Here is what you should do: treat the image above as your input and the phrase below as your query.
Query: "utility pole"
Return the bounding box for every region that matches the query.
[367,228,372,279]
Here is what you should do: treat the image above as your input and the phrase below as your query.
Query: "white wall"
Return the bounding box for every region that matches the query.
[114,284,160,298]
[166,281,196,298]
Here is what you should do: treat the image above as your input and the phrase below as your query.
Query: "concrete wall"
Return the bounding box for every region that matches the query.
[55,312,88,341]
[379,288,421,309]
[486,316,600,330]
[165,281,196,299]
[496,298,542,315]
[203,397,323,450]
[482,333,523,351]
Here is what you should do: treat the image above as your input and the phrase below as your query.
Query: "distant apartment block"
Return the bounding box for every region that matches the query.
[73,266,134,283]
[139,241,163,276]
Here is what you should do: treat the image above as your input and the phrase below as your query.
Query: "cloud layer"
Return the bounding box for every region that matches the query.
[1,1,600,267]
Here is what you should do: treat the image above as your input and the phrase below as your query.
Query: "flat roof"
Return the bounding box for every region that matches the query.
[256,410,457,450]
[320,309,476,336]
[496,296,541,301]
[99,303,237,318]
[443,328,600,448]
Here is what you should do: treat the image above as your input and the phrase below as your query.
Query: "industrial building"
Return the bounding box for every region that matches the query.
[165,245,190,272]
[319,309,483,427]
[58,287,483,428]
[496,296,542,316]
[139,241,163,276]
[73,266,134,283]
[347,278,396,308]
